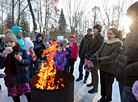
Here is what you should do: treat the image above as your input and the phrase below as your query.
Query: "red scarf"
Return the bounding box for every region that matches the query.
[4,44,21,75]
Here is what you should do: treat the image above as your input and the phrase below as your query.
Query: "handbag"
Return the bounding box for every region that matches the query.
[84,58,94,72]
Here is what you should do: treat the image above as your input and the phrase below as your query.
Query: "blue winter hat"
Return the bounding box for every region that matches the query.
[87,28,92,32]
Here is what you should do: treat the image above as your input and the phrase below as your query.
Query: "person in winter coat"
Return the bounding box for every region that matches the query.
[11,26,25,49]
[86,24,104,93]
[62,39,72,72]
[90,28,122,102]
[68,34,79,74]
[57,36,63,44]
[25,37,37,78]
[54,44,67,71]
[114,2,138,102]
[0,33,31,102]
[76,28,93,83]
[33,33,46,59]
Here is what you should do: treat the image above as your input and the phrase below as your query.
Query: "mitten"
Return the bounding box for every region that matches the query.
[63,50,68,55]
[1,47,13,57]
[92,54,101,62]
[132,80,138,101]
[85,53,91,60]
[57,66,62,69]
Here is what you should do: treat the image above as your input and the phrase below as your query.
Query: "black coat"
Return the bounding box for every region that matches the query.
[114,32,138,87]
[79,33,104,59]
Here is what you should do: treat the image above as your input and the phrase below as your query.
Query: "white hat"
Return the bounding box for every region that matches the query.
[24,37,34,55]
[57,36,63,42]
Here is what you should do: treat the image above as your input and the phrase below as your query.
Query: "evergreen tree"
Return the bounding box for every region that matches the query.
[20,12,30,33]
[58,9,67,34]
[5,14,13,29]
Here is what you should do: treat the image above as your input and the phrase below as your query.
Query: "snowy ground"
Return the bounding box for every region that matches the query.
[0,58,120,102]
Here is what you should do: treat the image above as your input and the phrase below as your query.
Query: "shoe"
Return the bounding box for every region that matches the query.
[97,97,105,102]
[87,83,93,87]
[83,79,87,83]
[88,88,98,94]
[76,77,83,81]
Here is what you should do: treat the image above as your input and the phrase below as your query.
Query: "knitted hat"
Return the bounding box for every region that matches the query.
[70,34,75,39]
[38,34,42,38]
[4,33,17,43]
[62,39,68,44]
[52,39,56,41]
[87,28,92,32]
[93,24,102,32]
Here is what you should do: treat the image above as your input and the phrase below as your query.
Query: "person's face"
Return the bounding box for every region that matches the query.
[62,43,67,46]
[107,30,116,40]
[87,30,92,35]
[5,41,16,47]
[70,37,74,42]
[18,30,23,38]
[57,46,61,52]
[38,37,42,41]
[93,28,99,34]
[29,47,33,52]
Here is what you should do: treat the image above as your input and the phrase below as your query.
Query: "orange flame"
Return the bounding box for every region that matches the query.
[35,41,65,90]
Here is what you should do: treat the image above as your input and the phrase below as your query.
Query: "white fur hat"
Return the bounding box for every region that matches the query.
[57,36,63,42]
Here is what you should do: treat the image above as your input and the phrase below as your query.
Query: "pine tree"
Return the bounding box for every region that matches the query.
[20,12,30,33]
[5,14,13,29]
[58,9,67,34]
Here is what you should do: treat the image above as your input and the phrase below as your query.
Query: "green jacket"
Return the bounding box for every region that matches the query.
[95,38,122,74]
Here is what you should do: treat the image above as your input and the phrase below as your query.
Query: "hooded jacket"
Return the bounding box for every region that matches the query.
[25,37,34,55]
[114,1,138,87]
[33,33,46,59]
[11,26,25,49]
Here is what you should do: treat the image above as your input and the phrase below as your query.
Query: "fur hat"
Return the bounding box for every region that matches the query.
[93,24,102,32]
[4,33,17,43]
[62,39,68,44]
[70,34,75,39]
[87,28,92,32]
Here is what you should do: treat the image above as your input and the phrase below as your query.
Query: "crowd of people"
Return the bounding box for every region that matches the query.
[0,1,138,102]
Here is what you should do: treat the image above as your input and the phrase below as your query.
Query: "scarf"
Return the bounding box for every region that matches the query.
[105,38,121,44]
[5,44,21,75]
[69,41,75,48]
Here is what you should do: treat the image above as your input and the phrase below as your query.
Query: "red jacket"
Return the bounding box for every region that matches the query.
[68,41,79,59]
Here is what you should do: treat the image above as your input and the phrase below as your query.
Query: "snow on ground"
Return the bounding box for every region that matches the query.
[0,58,121,102]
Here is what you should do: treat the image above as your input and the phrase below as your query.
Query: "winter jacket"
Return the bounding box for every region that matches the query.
[68,41,79,59]
[11,26,25,49]
[114,30,138,87]
[79,33,103,59]
[95,38,122,74]
[0,48,30,87]
[54,51,67,71]
[33,33,46,59]
[87,33,104,55]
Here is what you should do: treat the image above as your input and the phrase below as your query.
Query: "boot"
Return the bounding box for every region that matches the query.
[76,77,83,81]
[87,83,93,87]
[88,88,98,94]
[97,97,105,102]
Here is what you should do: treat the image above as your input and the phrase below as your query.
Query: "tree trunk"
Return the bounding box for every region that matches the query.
[17,0,20,26]
[27,0,37,34]
[12,0,14,26]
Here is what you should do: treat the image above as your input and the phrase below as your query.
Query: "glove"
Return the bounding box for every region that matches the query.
[1,47,13,57]
[132,80,138,101]
[57,66,63,69]
[62,50,68,55]
[30,51,34,56]
[40,43,45,49]
[92,54,101,62]
[85,53,91,60]
[32,57,37,61]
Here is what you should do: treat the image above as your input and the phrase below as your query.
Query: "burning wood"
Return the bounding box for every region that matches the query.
[35,41,65,90]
